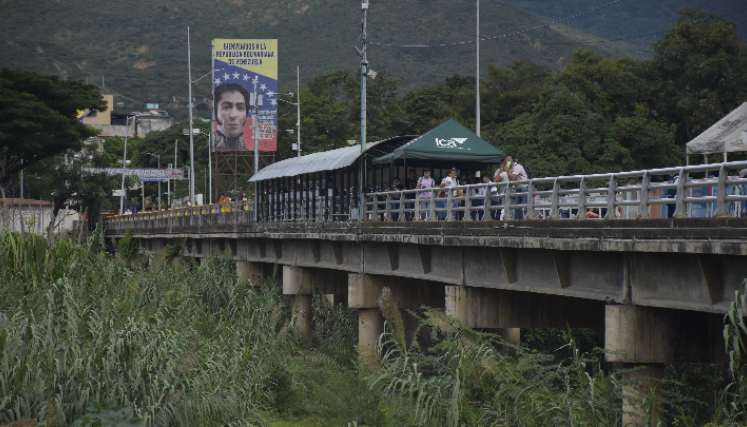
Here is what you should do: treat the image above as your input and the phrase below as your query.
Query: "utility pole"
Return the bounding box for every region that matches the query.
[297,65,301,157]
[359,0,369,225]
[208,133,212,203]
[157,155,161,210]
[476,0,480,137]
[211,40,216,203]
[187,26,196,206]
[119,117,132,214]
[174,139,178,203]
[251,76,263,222]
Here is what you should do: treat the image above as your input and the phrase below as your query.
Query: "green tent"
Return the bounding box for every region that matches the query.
[372,119,506,166]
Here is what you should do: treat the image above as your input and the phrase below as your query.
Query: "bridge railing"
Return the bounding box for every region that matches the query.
[103,200,253,227]
[363,161,747,221]
[102,162,747,229]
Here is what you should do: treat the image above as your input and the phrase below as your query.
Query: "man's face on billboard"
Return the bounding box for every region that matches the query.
[218,91,247,138]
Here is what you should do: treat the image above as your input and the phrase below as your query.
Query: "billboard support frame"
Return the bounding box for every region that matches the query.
[214,151,275,201]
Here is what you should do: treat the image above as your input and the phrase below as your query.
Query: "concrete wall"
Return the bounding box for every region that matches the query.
[0,202,78,235]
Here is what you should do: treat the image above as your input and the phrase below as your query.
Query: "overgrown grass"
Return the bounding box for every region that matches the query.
[0,229,372,427]
[1,230,746,427]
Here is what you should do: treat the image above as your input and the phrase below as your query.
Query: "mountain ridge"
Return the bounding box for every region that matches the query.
[0,0,700,119]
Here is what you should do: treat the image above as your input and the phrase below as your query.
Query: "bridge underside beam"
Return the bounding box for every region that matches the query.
[123,232,747,314]
[445,286,605,330]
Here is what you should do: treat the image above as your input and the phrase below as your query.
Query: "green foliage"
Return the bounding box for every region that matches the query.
[372,310,623,427]
[0,246,277,426]
[649,9,747,144]
[116,229,139,263]
[0,70,107,187]
[0,233,744,426]
[722,279,747,422]
[71,405,145,427]
[0,231,80,296]
[483,60,552,128]
[489,85,633,177]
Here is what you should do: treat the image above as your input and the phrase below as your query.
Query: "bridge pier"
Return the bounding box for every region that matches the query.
[236,261,265,288]
[349,273,445,368]
[283,266,348,338]
[605,305,726,426]
[605,305,669,426]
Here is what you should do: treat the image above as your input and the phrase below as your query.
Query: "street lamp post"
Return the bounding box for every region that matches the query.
[145,153,162,210]
[187,26,196,206]
[183,129,210,204]
[296,66,301,157]
[119,116,132,214]
[249,78,264,222]
[476,0,480,137]
[278,87,301,156]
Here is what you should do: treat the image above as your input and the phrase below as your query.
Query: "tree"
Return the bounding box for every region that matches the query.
[394,86,452,135]
[46,145,127,242]
[552,50,682,169]
[490,86,633,178]
[482,60,551,129]
[0,70,107,191]
[553,50,649,121]
[648,9,747,144]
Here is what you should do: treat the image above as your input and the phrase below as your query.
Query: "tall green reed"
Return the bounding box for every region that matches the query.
[0,230,291,427]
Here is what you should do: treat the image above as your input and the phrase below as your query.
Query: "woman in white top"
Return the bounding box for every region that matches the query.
[438,168,462,220]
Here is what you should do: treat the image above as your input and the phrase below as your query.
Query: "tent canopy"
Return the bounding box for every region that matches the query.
[372,119,506,166]
[686,102,747,155]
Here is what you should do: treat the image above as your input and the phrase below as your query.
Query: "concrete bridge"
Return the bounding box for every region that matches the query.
[104,162,747,425]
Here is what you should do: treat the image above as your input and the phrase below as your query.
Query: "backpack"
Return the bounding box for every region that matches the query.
[522,164,536,180]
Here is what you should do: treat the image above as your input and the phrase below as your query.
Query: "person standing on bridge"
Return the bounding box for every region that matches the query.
[416,169,435,220]
[666,173,679,218]
[494,155,528,219]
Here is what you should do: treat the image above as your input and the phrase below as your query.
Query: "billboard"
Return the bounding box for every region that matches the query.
[212,39,278,152]
[83,168,186,182]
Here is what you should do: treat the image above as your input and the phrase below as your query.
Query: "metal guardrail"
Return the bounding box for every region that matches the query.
[102,162,747,228]
[361,161,747,221]
[103,200,253,225]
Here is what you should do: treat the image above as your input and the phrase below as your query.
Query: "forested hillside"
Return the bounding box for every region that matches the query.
[0,0,649,118]
[503,0,747,47]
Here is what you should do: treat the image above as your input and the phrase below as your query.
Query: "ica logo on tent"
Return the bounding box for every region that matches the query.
[435,138,468,149]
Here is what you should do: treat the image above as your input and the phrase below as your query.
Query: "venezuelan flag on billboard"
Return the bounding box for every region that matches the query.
[212,39,278,152]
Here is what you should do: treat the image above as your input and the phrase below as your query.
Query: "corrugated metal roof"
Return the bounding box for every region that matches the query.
[248,135,417,182]
[686,102,747,155]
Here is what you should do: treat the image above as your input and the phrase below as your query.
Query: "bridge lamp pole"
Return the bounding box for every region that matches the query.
[145,153,162,210]
[119,116,133,214]
[183,129,211,204]
[476,0,480,136]
[278,87,301,157]
[357,0,370,226]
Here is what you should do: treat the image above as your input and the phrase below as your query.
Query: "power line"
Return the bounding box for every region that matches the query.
[370,0,628,48]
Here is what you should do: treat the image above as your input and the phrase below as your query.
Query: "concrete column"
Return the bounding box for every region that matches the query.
[349,273,445,369]
[358,308,384,369]
[284,266,313,338]
[497,328,521,346]
[622,364,664,427]
[605,306,669,427]
[236,261,264,288]
[283,266,349,338]
[349,274,386,367]
[293,294,313,338]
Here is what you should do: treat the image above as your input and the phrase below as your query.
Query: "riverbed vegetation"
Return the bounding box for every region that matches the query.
[1,229,746,426]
